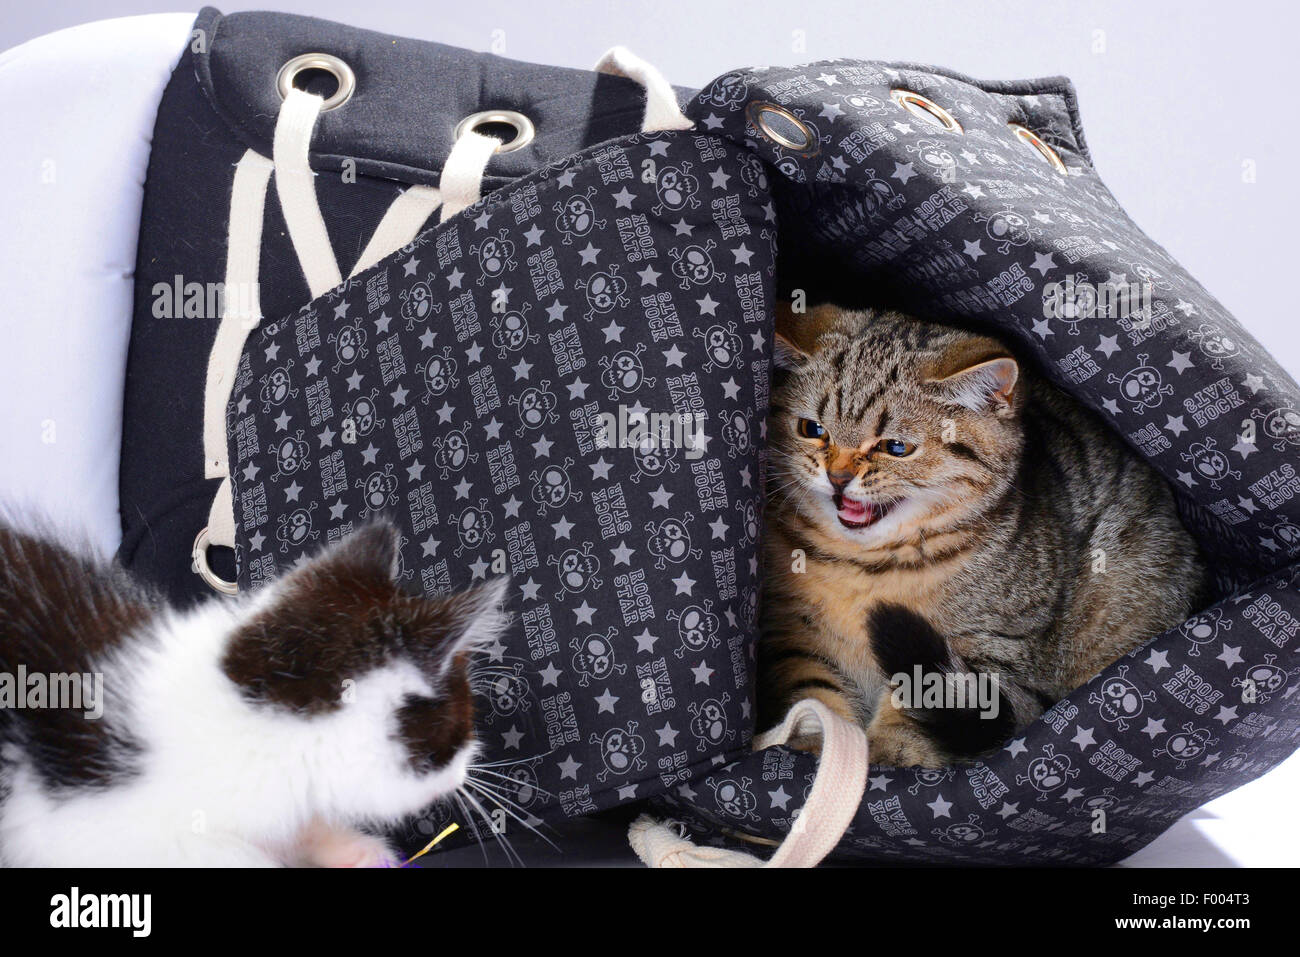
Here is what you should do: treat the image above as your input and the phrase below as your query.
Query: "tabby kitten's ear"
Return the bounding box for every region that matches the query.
[930,355,1020,414]
[773,301,843,370]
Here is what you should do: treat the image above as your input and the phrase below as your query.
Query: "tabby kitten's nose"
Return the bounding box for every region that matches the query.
[827,469,855,491]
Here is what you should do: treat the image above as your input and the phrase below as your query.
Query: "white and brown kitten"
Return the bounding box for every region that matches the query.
[761,304,1208,767]
[0,520,507,866]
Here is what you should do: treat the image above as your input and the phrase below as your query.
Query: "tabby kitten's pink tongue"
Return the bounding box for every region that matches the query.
[836,492,890,529]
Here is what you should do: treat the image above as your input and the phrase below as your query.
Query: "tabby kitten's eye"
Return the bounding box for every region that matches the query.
[882,439,916,457]
[797,418,828,440]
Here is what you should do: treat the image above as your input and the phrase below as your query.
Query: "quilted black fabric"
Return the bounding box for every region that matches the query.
[649,62,1300,865]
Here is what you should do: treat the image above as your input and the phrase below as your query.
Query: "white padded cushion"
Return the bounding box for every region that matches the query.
[0,13,196,555]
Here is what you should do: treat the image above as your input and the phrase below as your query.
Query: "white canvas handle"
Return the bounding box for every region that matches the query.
[628,698,869,867]
[595,46,694,133]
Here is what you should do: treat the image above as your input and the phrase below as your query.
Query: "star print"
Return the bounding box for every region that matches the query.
[1232,436,1257,459]
[1241,373,1265,394]
[891,121,913,135]
[329,499,347,521]
[421,535,440,557]
[962,240,984,261]
[589,457,613,480]
[555,169,577,189]
[1142,717,1166,739]
[819,102,844,120]
[1145,649,1170,673]
[891,161,916,185]
[361,443,378,464]
[483,417,504,440]
[1216,644,1244,668]
[566,378,588,400]
[236,395,250,414]
[634,628,658,653]
[1237,496,1258,514]
[1061,788,1084,803]
[595,689,620,714]
[468,556,489,580]
[390,384,409,406]
[721,378,741,400]
[732,244,754,266]
[1134,770,1155,787]
[557,755,581,780]
[248,530,265,552]
[927,794,953,818]
[523,224,544,246]
[346,370,364,391]
[578,243,601,265]
[673,572,696,595]
[374,312,392,334]
[520,578,541,601]
[402,257,420,277]
[465,341,484,363]
[868,773,892,792]
[242,462,260,482]
[1071,726,1096,750]
[283,481,302,502]
[446,267,464,289]
[1214,705,1239,725]
[601,320,624,343]
[691,661,714,684]
[672,218,693,236]
[1167,351,1194,374]
[697,294,719,316]
[502,726,524,749]
[769,786,792,811]
[1004,738,1028,758]
[709,166,731,190]
[638,265,661,286]
[1163,415,1187,436]
[473,211,491,230]
[1095,334,1121,357]
[1103,398,1122,416]
[656,723,678,747]
[611,541,635,565]
[997,802,1020,819]
[436,401,455,424]
[552,515,574,538]
[419,329,436,349]
[1176,470,1198,488]
[453,477,473,499]
[503,496,522,519]
[709,517,729,540]
[1032,317,1053,339]
[1031,252,1056,275]
[303,355,321,377]
[663,344,686,367]
[962,183,985,201]
[264,342,280,362]
[816,72,839,86]
[650,485,674,508]
[537,662,562,687]
[274,411,292,431]
[573,601,596,625]
[611,186,636,209]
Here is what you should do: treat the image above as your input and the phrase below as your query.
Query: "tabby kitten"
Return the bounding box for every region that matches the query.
[760,304,1207,767]
[0,520,507,866]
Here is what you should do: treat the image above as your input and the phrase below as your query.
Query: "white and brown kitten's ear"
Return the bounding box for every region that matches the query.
[401,575,512,679]
[930,355,1020,414]
[291,519,403,586]
[773,301,843,370]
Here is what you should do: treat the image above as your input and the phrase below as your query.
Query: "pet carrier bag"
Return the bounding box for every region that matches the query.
[120,10,1300,866]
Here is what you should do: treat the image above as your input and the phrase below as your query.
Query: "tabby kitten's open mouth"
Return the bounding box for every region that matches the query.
[835,492,895,529]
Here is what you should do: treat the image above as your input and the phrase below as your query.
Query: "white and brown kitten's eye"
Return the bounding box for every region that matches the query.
[796,418,828,441]
[881,438,916,457]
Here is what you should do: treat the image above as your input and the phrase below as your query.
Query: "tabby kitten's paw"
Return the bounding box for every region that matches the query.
[866,706,950,769]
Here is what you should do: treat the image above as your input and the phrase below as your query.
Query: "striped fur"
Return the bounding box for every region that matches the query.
[760,305,1208,767]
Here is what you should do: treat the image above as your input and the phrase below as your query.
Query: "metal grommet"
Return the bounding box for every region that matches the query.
[890,89,963,133]
[1008,123,1067,174]
[746,101,818,155]
[453,110,536,154]
[192,527,238,596]
[276,53,356,112]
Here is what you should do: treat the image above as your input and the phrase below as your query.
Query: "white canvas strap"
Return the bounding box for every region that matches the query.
[351,184,442,276]
[273,89,344,298]
[594,46,694,133]
[439,129,500,222]
[628,699,868,867]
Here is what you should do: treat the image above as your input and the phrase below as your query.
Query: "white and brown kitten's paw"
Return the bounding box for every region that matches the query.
[297,820,400,868]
